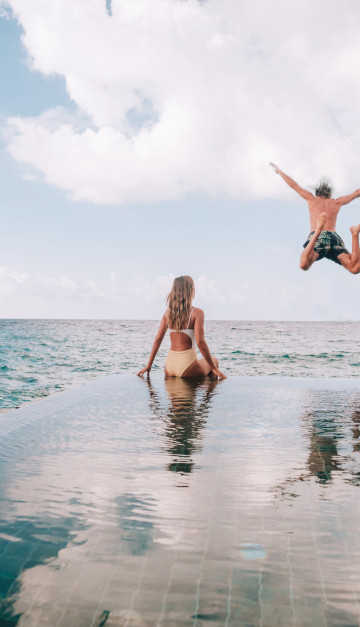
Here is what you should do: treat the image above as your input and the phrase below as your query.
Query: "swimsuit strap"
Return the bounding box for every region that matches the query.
[168,308,194,333]
[187,308,194,329]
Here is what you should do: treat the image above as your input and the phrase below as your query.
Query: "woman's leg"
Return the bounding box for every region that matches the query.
[182,356,218,378]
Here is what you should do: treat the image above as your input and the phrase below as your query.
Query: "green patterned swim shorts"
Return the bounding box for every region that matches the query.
[303,231,349,265]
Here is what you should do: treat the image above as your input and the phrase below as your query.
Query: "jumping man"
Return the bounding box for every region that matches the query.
[270,163,360,274]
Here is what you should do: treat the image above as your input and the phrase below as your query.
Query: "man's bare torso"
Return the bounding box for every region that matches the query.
[269,162,360,273]
[307,197,341,232]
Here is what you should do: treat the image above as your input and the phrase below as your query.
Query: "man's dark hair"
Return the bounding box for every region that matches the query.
[313,177,334,198]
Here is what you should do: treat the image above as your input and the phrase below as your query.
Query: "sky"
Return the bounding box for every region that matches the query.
[1,0,360,320]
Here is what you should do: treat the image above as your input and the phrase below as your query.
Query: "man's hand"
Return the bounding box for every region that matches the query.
[269,162,280,174]
[269,163,313,200]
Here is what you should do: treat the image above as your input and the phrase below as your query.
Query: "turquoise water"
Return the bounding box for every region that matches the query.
[0,375,360,625]
[1,320,360,409]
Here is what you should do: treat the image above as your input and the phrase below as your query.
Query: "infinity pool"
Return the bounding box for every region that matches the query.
[0,375,360,626]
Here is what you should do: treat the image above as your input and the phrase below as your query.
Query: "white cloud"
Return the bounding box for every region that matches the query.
[195,274,222,300]
[3,0,360,204]
[230,283,250,305]
[0,266,79,298]
[100,272,223,303]
[129,274,174,300]
[0,267,223,311]
[41,276,79,292]
[1,264,360,320]
[0,4,10,18]
[0,266,29,296]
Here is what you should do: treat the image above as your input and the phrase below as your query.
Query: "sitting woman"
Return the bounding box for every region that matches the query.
[137,275,226,379]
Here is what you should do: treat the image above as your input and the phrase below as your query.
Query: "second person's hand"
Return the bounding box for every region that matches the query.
[269,162,280,174]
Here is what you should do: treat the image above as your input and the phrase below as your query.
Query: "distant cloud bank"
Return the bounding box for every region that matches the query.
[0,266,225,317]
[2,0,360,204]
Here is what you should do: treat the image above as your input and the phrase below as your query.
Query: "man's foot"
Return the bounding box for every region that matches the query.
[316,212,327,232]
[350,224,360,236]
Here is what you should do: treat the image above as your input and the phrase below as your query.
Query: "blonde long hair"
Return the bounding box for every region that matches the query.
[167,276,195,331]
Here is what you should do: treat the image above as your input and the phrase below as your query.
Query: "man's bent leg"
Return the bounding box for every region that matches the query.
[338,225,360,274]
[299,212,326,271]
[350,225,360,268]
[300,246,319,271]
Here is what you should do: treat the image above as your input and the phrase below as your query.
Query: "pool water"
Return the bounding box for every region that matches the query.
[0,375,360,626]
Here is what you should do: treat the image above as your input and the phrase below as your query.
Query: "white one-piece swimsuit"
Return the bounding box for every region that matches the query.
[165,310,197,377]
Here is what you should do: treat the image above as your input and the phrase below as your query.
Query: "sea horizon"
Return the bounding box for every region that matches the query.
[2,319,360,410]
[1,317,360,322]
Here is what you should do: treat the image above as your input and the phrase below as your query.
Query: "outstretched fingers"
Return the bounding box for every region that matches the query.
[212,367,227,380]
[269,162,279,173]
[137,366,151,377]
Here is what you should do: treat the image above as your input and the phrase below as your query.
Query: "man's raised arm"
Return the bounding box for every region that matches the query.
[336,189,360,207]
[269,163,314,201]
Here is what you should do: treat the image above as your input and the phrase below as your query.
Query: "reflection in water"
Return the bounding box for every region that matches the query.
[146,377,218,478]
[0,481,160,624]
[274,391,360,499]
[306,408,342,484]
[350,405,360,453]
[1,378,360,625]
[114,493,155,555]
[0,515,89,623]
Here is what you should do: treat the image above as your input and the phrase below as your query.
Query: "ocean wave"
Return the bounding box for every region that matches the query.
[1,319,360,408]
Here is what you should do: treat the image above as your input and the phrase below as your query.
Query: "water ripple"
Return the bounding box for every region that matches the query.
[1,320,360,408]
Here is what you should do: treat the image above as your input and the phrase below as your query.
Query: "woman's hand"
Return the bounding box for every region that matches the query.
[137,365,151,377]
[137,315,168,378]
[211,367,227,380]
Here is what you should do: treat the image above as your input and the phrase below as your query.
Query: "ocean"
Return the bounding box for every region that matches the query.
[1,319,360,409]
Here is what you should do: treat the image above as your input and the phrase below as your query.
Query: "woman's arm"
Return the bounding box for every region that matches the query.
[137,314,168,377]
[194,309,227,379]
